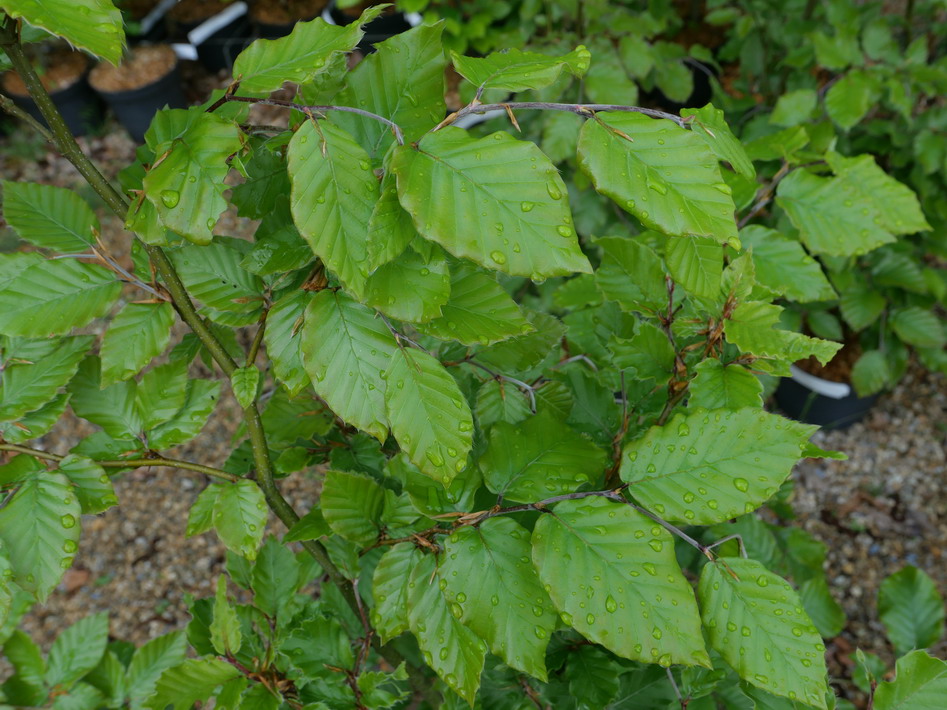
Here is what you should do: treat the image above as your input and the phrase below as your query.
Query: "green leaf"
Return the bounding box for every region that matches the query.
[186,485,220,538]
[387,453,481,518]
[440,518,557,680]
[0,0,125,64]
[480,410,605,503]
[775,169,895,257]
[250,537,298,619]
[698,558,829,710]
[407,554,486,704]
[578,113,739,244]
[210,577,242,656]
[99,303,175,386]
[240,214,313,277]
[135,360,188,431]
[142,113,242,246]
[384,347,473,485]
[321,470,385,544]
[825,70,877,130]
[873,650,947,710]
[58,455,117,515]
[0,392,70,444]
[621,408,817,525]
[168,238,264,318]
[46,612,109,688]
[688,360,763,410]
[144,659,240,710]
[0,335,91,422]
[332,23,447,158]
[126,632,188,706]
[371,542,424,643]
[146,379,220,450]
[289,121,381,295]
[0,259,120,337]
[474,379,531,429]
[363,247,451,323]
[213,480,267,560]
[67,357,138,438]
[768,89,818,128]
[532,496,709,667]
[851,350,890,397]
[416,262,532,345]
[263,291,310,397]
[366,174,417,271]
[284,507,330,543]
[665,236,723,300]
[725,302,841,374]
[839,285,886,331]
[3,629,46,703]
[231,6,384,94]
[0,470,80,601]
[879,566,945,655]
[594,235,667,313]
[299,290,397,442]
[281,614,354,677]
[229,139,290,220]
[825,153,930,234]
[84,649,125,708]
[890,307,945,348]
[391,127,591,278]
[451,45,590,92]
[1,181,98,252]
[680,104,755,178]
[230,367,260,410]
[740,227,835,302]
[799,576,846,639]
[610,320,676,384]
[564,645,622,707]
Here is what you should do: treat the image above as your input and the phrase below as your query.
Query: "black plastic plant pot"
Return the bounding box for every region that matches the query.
[253,19,297,40]
[329,6,412,49]
[94,63,187,143]
[183,3,253,73]
[9,74,104,136]
[775,366,879,430]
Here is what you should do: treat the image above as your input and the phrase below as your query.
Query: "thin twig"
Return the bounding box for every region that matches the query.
[210,94,405,145]
[247,311,268,366]
[0,91,55,143]
[0,443,239,482]
[461,358,537,412]
[435,101,687,132]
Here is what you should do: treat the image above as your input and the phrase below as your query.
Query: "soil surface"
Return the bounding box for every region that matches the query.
[2,49,88,96]
[798,338,862,382]
[89,45,177,93]
[250,0,328,25]
[167,0,236,24]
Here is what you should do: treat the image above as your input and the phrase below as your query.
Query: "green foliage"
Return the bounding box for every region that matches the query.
[878,566,945,656]
[1,3,943,708]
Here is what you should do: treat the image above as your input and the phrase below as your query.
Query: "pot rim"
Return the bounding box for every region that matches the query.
[788,364,852,400]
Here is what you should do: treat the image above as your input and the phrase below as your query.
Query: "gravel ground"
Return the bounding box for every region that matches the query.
[2,63,946,708]
[790,365,947,701]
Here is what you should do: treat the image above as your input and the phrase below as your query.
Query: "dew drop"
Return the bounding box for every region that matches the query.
[733,477,749,492]
[61,514,76,529]
[160,190,180,208]
[489,250,507,264]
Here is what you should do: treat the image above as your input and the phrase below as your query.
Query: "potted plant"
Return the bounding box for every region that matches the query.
[166,0,251,72]
[249,0,329,39]
[331,0,412,48]
[1,44,103,135]
[88,44,187,143]
[117,0,171,43]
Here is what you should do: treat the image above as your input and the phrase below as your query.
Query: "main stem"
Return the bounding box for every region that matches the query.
[0,19,373,648]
